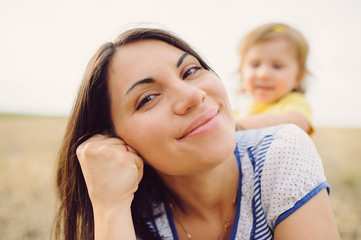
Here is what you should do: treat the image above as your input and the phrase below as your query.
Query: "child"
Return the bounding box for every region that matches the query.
[236,23,314,135]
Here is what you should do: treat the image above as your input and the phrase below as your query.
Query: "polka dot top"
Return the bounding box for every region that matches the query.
[145,124,329,240]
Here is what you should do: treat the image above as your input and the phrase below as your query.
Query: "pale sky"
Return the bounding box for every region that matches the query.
[1,0,361,128]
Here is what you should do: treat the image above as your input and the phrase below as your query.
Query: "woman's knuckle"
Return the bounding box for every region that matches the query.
[98,145,113,158]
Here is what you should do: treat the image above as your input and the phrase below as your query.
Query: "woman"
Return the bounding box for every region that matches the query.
[54,28,339,240]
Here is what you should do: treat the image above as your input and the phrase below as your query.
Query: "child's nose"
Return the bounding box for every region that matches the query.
[257,65,270,80]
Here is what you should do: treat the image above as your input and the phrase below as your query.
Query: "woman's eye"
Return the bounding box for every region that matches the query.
[182,66,201,79]
[136,94,157,110]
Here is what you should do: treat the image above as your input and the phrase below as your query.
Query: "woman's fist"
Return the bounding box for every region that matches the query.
[76,134,144,212]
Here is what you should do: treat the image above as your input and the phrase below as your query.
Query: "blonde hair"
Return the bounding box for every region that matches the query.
[238,23,309,93]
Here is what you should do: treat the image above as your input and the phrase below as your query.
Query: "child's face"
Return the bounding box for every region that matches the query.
[241,38,302,104]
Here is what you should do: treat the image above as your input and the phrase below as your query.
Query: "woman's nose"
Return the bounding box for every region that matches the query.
[172,82,206,115]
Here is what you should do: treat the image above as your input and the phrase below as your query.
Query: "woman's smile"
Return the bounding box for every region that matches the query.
[108,39,236,175]
[178,107,220,140]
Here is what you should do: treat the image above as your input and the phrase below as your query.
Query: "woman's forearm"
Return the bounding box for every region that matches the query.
[94,202,136,240]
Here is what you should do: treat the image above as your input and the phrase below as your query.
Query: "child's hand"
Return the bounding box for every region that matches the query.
[76,134,144,212]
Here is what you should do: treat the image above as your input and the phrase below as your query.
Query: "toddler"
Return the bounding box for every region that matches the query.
[236,23,313,135]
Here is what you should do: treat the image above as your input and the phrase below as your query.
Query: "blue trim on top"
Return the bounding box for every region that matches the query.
[150,218,159,236]
[164,199,179,240]
[229,142,243,240]
[246,133,275,240]
[274,181,330,228]
[248,149,257,240]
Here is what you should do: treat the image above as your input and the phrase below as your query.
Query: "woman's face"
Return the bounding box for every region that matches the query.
[108,40,235,176]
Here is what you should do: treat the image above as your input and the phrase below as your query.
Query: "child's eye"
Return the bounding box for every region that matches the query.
[182,66,201,80]
[251,62,260,68]
[136,94,158,111]
[273,64,283,69]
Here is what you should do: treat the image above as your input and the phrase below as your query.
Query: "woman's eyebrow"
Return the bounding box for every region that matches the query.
[177,53,189,68]
[125,53,189,96]
[126,78,154,95]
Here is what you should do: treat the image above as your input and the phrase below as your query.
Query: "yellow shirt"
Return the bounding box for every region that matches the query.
[249,92,313,134]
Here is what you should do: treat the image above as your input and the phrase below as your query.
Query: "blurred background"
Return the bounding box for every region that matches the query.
[1,0,360,239]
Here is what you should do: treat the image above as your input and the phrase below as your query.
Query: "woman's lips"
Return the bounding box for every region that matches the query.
[178,109,220,140]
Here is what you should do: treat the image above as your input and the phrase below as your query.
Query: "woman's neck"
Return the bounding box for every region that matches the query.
[159,153,239,219]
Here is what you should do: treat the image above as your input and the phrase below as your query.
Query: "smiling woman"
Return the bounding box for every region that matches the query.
[53,28,340,240]
[107,39,235,175]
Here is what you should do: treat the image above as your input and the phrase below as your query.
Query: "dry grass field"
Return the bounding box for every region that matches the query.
[0,114,360,240]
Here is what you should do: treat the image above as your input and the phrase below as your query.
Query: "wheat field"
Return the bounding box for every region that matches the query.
[0,114,360,240]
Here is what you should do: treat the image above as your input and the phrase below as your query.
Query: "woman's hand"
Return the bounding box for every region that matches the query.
[76,134,143,240]
[76,134,144,212]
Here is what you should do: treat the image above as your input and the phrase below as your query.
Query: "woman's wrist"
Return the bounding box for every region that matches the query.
[93,198,136,240]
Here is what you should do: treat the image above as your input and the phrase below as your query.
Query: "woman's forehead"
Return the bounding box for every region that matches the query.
[117,39,184,59]
[109,40,185,77]
[107,40,186,92]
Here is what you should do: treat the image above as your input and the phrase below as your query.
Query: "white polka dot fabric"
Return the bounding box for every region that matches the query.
[144,124,329,240]
[261,125,327,228]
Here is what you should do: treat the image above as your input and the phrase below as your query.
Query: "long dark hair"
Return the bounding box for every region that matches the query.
[54,28,214,240]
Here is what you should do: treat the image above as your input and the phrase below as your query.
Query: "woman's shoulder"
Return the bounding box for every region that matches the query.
[235,124,302,151]
[235,124,316,169]
[259,124,328,228]
[236,124,328,230]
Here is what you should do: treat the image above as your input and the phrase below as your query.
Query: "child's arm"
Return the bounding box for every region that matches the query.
[236,111,313,134]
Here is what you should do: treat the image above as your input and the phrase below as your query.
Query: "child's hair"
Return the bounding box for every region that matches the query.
[238,22,309,93]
